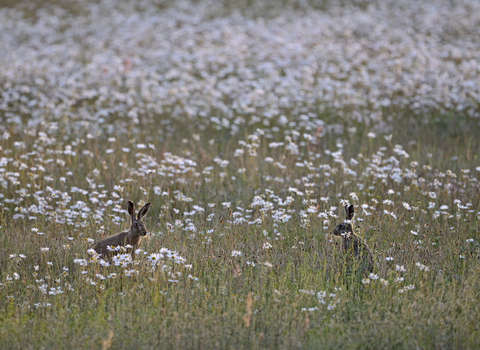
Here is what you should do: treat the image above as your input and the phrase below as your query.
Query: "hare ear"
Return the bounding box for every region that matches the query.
[346,204,354,220]
[127,201,135,223]
[137,202,151,220]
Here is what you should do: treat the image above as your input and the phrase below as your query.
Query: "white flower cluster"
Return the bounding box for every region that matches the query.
[1,0,480,143]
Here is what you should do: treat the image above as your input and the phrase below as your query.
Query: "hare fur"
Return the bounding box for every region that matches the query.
[90,201,151,259]
[331,204,374,275]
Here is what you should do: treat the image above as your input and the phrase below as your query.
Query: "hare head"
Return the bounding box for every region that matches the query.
[332,204,354,237]
[128,200,151,236]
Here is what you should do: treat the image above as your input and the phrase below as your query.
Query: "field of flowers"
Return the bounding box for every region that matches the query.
[1,0,480,348]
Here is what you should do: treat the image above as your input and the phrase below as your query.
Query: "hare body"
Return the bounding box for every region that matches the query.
[332,204,374,274]
[90,201,151,259]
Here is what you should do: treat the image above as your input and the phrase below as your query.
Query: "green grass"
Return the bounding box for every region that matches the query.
[1,113,479,349]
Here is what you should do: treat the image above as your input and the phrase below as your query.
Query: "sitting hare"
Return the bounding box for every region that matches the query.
[90,201,151,259]
[331,204,374,275]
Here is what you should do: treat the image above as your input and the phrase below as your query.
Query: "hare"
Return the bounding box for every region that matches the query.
[331,204,374,275]
[90,201,151,259]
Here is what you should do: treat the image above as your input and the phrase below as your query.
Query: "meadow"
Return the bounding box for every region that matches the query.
[1,0,480,348]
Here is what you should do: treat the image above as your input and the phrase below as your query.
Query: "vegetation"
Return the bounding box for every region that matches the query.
[1,0,479,348]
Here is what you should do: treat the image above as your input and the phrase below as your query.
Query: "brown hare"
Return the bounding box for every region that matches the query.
[331,204,374,275]
[90,200,151,259]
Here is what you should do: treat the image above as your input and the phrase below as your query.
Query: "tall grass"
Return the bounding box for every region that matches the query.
[1,113,479,349]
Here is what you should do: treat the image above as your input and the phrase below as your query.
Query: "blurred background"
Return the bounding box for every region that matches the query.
[1,0,479,153]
